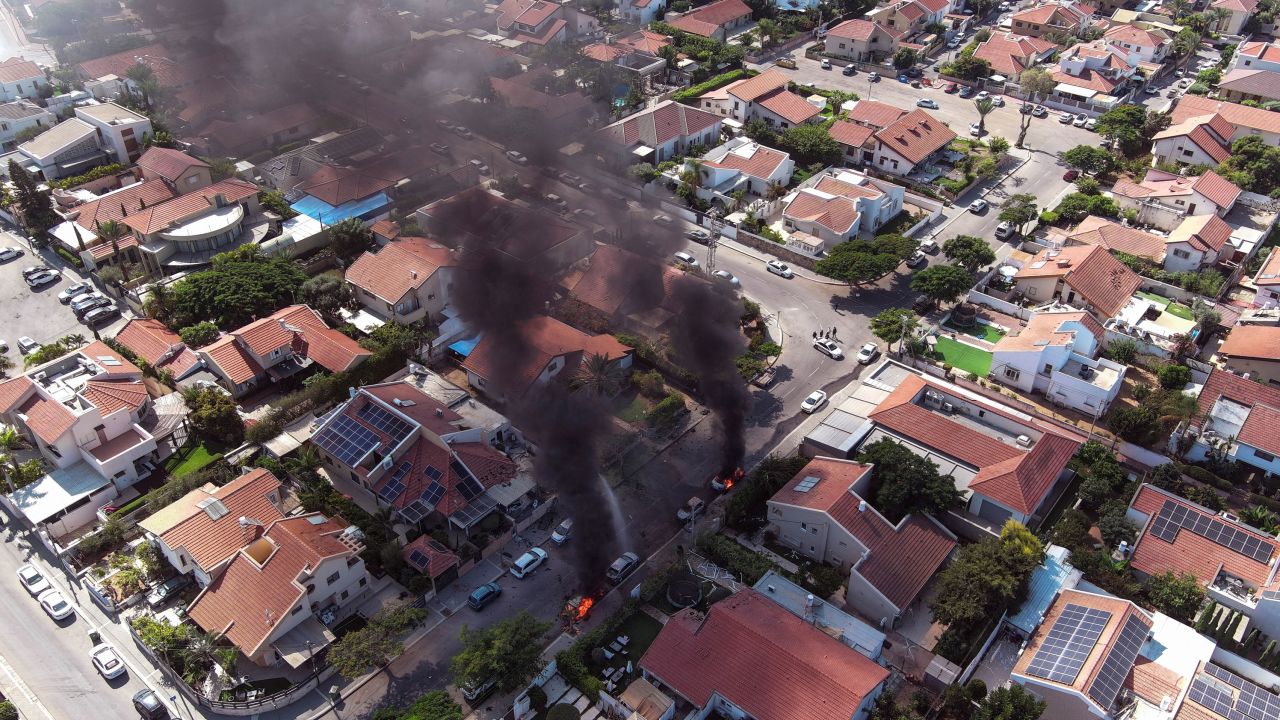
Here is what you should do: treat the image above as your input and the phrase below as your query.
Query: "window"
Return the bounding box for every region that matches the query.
[1256,450,1277,463]
[306,584,315,594]
[359,577,367,587]
[326,571,340,585]
[1044,363,1054,375]
[1182,149,1194,157]
[340,590,349,600]
[347,556,359,567]
[1174,199,1185,205]
[179,555,187,567]
[1173,248,1191,259]
[187,176,199,185]
[290,605,303,616]
[1004,366,1021,381]
[800,522,807,530]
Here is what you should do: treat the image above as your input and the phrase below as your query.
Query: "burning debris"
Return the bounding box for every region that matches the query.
[561,594,598,633]
[711,468,745,492]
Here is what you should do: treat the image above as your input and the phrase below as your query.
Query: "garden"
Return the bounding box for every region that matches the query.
[932,336,993,377]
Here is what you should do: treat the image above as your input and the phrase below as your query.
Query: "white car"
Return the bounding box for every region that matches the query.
[906,250,927,268]
[969,199,989,213]
[90,644,127,679]
[813,337,843,360]
[17,564,50,595]
[26,269,59,288]
[800,390,828,413]
[58,281,92,303]
[975,90,990,101]
[509,547,548,579]
[551,518,573,544]
[16,336,38,354]
[969,122,982,136]
[673,251,700,269]
[991,96,1005,107]
[505,150,528,164]
[1072,114,1088,127]
[995,221,1015,239]
[856,342,880,364]
[947,37,961,48]
[712,269,740,287]
[37,588,74,620]
[653,214,674,226]
[1059,111,1074,124]
[916,98,938,109]
[766,259,793,278]
[1084,118,1097,130]
[0,247,21,262]
[821,58,832,69]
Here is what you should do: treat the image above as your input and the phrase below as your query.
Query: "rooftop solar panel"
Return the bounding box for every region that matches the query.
[314,414,379,467]
[1025,604,1111,686]
[1149,500,1272,563]
[452,458,486,501]
[357,401,415,445]
[408,550,430,570]
[1190,665,1280,720]
[1087,613,1151,709]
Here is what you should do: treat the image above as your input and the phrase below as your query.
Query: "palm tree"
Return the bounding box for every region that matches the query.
[143,283,176,324]
[1166,0,1190,19]
[1169,333,1198,360]
[1208,6,1230,29]
[738,28,758,50]
[0,427,31,493]
[1016,68,1056,148]
[756,19,779,48]
[290,445,323,474]
[572,353,627,397]
[181,630,236,684]
[974,97,996,137]
[765,181,788,201]
[1240,506,1280,534]
[96,220,132,281]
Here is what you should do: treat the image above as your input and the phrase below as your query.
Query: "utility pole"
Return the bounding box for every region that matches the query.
[706,208,723,273]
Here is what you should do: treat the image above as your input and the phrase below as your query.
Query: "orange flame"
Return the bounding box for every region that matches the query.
[723,467,744,490]
[575,596,595,620]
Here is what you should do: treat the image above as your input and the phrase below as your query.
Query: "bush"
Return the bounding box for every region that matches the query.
[1157,363,1191,389]
[1195,601,1217,633]
[0,701,16,720]
[633,369,665,398]
[725,455,810,531]
[673,69,749,102]
[180,321,221,348]
[110,494,149,517]
[547,704,581,720]
[1108,405,1159,444]
[50,162,124,190]
[645,392,686,431]
[696,532,777,584]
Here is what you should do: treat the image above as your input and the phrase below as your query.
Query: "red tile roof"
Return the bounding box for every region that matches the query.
[703,141,789,181]
[667,0,750,36]
[514,18,567,45]
[88,235,138,261]
[565,244,686,317]
[296,165,397,207]
[1012,1,1092,27]
[113,318,201,378]
[463,315,631,396]
[136,147,209,184]
[1124,657,1185,706]
[1218,68,1280,101]
[1068,215,1167,260]
[874,109,957,165]
[581,42,627,62]
[1220,325,1280,361]
[1240,403,1280,457]
[1192,170,1243,209]
[1014,245,1141,316]
[376,436,517,517]
[640,589,889,720]
[81,380,148,416]
[1238,40,1280,63]
[83,340,141,376]
[975,33,1060,76]
[359,383,462,437]
[76,43,203,88]
[72,179,178,233]
[615,30,671,54]
[723,70,789,103]
[1256,247,1280,286]
[370,219,401,240]
[201,335,264,385]
[159,469,285,572]
[345,241,452,305]
[1051,67,1119,94]
[756,89,820,125]
[828,18,891,41]
[1175,214,1232,253]
[121,179,259,235]
[829,120,876,149]
[770,458,956,607]
[996,310,1103,353]
[783,190,860,235]
[401,535,461,578]
[16,394,76,445]
[0,376,34,414]
[1173,94,1280,136]
[240,305,369,374]
[846,99,908,129]
[1129,483,1279,586]
[489,70,592,121]
[1103,23,1166,48]
[600,100,722,148]
[0,57,43,84]
[195,103,318,153]
[969,432,1080,515]
[188,513,357,658]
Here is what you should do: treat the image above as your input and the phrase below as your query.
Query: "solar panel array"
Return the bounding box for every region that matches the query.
[425,465,443,482]
[422,480,446,507]
[1189,664,1280,720]
[1149,500,1272,563]
[314,415,379,466]
[407,550,431,570]
[1025,604,1112,685]
[794,476,820,493]
[452,459,486,501]
[357,402,415,445]
[378,462,413,503]
[1087,613,1151,709]
[400,499,432,524]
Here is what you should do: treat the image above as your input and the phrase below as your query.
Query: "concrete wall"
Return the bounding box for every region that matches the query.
[1220,356,1280,386]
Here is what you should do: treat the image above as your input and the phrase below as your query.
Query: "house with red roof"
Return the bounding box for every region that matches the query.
[1252,247,1280,309]
[1110,168,1241,232]
[1012,245,1143,322]
[620,0,664,25]
[596,100,723,167]
[1232,39,1280,73]
[639,588,891,720]
[308,380,527,540]
[138,468,286,587]
[675,136,794,205]
[696,70,820,129]
[75,42,208,91]
[780,169,906,254]
[0,57,49,102]
[973,33,1059,80]
[666,0,752,41]
[1102,23,1170,65]
[1172,95,1280,148]
[495,0,591,46]
[198,305,371,398]
[766,457,957,625]
[1152,112,1235,169]
[868,0,951,37]
[0,341,161,538]
[113,177,264,276]
[991,307,1126,415]
[345,237,459,326]
[112,318,204,382]
[1177,367,1280,478]
[1010,1,1095,39]
[1066,212,1233,272]
[1053,40,1137,99]
[135,147,212,192]
[869,108,957,176]
[825,18,904,62]
[560,243,694,336]
[1216,325,1280,385]
[186,103,321,158]
[187,512,370,667]
[1210,0,1258,34]
[462,315,632,401]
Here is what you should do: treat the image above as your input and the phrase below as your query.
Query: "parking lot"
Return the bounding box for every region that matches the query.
[0,233,126,368]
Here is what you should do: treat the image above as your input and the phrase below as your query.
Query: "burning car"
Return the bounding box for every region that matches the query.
[563,595,597,624]
[711,468,744,492]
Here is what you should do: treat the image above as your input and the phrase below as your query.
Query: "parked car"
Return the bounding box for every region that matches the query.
[766,259,793,278]
[147,575,192,608]
[958,86,975,98]
[545,193,568,211]
[91,644,127,679]
[0,247,21,262]
[918,238,939,254]
[505,150,528,164]
[16,336,38,354]
[968,199,989,213]
[897,74,909,83]
[72,294,110,315]
[1059,111,1074,124]
[912,294,934,313]
[673,250,700,269]
[685,229,710,244]
[868,72,880,82]
[943,82,958,93]
[821,58,832,69]
[26,269,59,288]
[58,281,92,303]
[991,96,1005,107]
[906,67,923,78]
[454,125,473,138]
[1072,113,1088,127]
[995,221,1015,239]
[469,159,489,175]
[1063,169,1080,181]
[38,588,74,620]
[21,265,47,279]
[17,564,50,595]
[1144,85,1160,95]
[800,390,828,414]
[856,342,880,365]
[916,98,938,109]
[606,552,640,584]
[509,547,548,579]
[813,337,843,360]
[1032,105,1047,117]
[467,582,502,610]
[712,269,740,287]
[560,172,582,186]
[429,142,449,154]
[653,214,674,226]
[842,63,856,75]
[969,122,982,136]
[460,678,497,704]
[677,497,705,521]
[551,518,573,544]
[947,38,961,48]
[1085,118,1097,130]
[907,250,927,268]
[976,90,990,101]
[82,306,120,326]
[133,690,170,719]
[436,119,453,131]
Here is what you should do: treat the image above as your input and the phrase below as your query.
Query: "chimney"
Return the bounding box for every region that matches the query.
[411,269,417,279]
[435,408,444,417]
[239,515,263,544]
[858,500,867,512]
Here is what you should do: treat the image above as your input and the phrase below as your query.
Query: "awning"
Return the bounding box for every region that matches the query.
[272,616,337,669]
[1055,83,1097,99]
[988,74,1007,82]
[448,335,482,358]
[485,474,535,508]
[8,462,111,524]
[631,145,654,158]
[338,307,386,334]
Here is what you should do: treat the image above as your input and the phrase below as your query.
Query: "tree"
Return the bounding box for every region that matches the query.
[300,274,352,323]
[1240,505,1280,534]
[1157,363,1191,389]
[401,692,463,720]
[1017,68,1056,147]
[946,55,992,80]
[572,353,627,397]
[987,136,1010,157]
[329,218,374,261]
[142,282,176,324]
[626,162,658,184]
[186,388,244,446]
[451,610,552,693]
[546,706,581,720]
[893,47,917,69]
[1172,28,1201,57]
[169,256,308,328]
[1146,571,1206,622]
[330,605,427,678]
[179,321,220,348]
[257,189,298,219]
[1062,145,1116,176]
[857,438,962,523]
[0,426,31,493]
[997,193,1038,237]
[869,233,918,259]
[125,62,161,111]
[974,97,996,136]
[1055,192,1117,223]
[8,160,59,235]
[815,243,900,287]
[756,18,780,47]
[942,235,996,272]
[911,264,973,308]
[973,685,1046,720]
[870,308,918,349]
[776,123,842,166]
[1108,405,1159,444]
[1217,135,1280,194]
[1095,105,1156,155]
[932,537,1026,628]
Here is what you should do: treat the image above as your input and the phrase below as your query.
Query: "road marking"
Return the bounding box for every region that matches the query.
[0,651,55,720]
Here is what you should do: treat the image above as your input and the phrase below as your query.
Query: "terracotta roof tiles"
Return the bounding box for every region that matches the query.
[1173,94,1280,136]
[1220,325,1280,361]
[16,393,76,445]
[113,318,201,378]
[757,89,820,125]
[136,147,210,183]
[345,241,451,305]
[828,120,876,148]
[0,376,34,414]
[874,109,957,165]
[463,315,631,396]
[0,57,43,84]
[120,179,259,235]
[159,469,285,572]
[81,380,148,416]
[723,70,789,103]
[72,179,178,233]
[846,99,908,129]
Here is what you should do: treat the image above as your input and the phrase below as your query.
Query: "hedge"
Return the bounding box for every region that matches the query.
[696,532,777,584]
[673,69,750,102]
[110,495,149,517]
[50,163,124,190]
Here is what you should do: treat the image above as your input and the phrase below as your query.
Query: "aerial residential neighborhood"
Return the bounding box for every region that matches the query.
[0,0,1278,718]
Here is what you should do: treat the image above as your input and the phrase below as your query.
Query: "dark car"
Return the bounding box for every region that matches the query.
[912,294,934,313]
[606,551,640,584]
[133,689,170,719]
[906,67,923,78]
[82,306,120,326]
[467,582,502,611]
[146,575,192,609]
[1063,169,1081,181]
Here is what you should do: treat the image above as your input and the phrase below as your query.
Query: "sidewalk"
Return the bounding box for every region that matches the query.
[716,235,845,286]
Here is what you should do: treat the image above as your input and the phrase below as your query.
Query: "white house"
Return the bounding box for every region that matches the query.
[74,102,151,167]
[1231,39,1280,72]
[1178,368,1280,478]
[0,99,53,152]
[0,57,48,102]
[345,237,460,326]
[1173,95,1280,149]
[1065,213,1232,273]
[672,136,794,204]
[619,0,663,25]
[1151,112,1234,168]
[1253,247,1280,308]
[1110,168,1242,232]
[597,100,723,166]
[991,309,1127,416]
[1101,23,1169,65]
[781,169,905,253]
[696,70,819,128]
[869,108,957,176]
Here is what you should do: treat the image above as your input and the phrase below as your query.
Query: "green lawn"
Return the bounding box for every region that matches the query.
[615,396,648,424]
[934,337,993,377]
[943,320,1006,344]
[164,442,223,477]
[599,612,665,676]
[1165,302,1195,320]
[1136,291,1171,308]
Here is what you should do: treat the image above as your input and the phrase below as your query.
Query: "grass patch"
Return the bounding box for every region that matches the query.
[934,337,992,377]
[1136,291,1171,308]
[943,320,1006,344]
[164,442,224,478]
[615,396,648,424]
[1165,302,1194,321]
